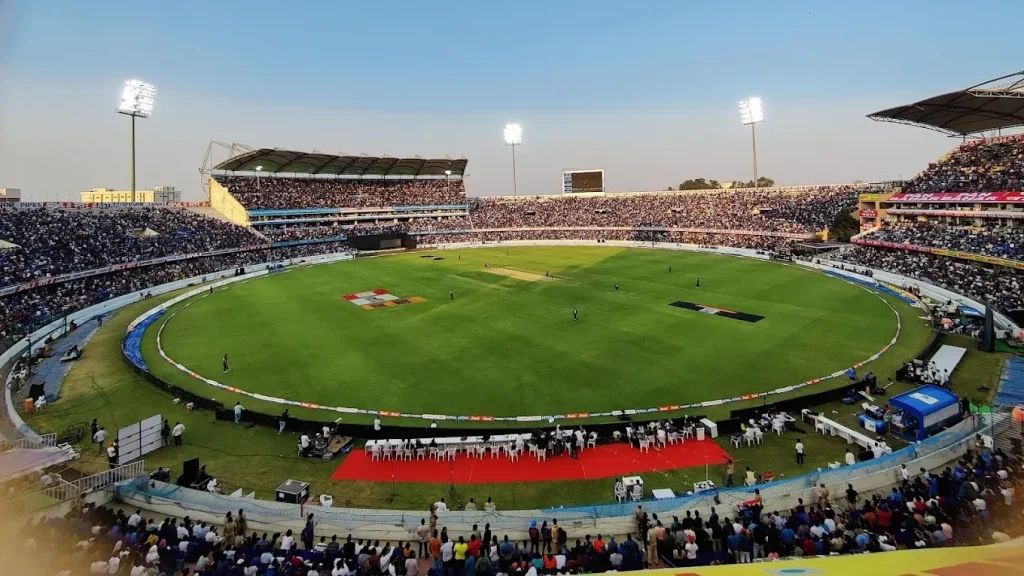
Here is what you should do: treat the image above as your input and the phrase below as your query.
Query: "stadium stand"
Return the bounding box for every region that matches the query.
[901,135,1024,194]
[0,207,261,287]
[865,222,1024,262]
[833,247,1024,312]
[12,442,1020,574]
[216,176,467,210]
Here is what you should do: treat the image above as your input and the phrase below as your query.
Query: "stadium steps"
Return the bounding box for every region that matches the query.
[187,206,268,241]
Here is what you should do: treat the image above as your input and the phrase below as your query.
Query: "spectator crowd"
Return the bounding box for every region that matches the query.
[833,247,1024,312]
[217,177,467,210]
[903,136,1024,194]
[9,439,1019,574]
[866,222,1024,262]
[0,207,261,288]
[462,187,857,234]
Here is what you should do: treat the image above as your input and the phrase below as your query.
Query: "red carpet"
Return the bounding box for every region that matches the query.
[331,439,732,484]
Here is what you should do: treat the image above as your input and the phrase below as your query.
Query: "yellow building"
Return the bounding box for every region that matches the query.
[858,190,895,230]
[80,186,181,204]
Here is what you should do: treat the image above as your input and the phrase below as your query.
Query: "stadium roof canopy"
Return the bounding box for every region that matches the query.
[213,148,468,177]
[868,71,1024,136]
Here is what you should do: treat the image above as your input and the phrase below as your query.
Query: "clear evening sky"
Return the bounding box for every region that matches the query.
[0,0,1021,200]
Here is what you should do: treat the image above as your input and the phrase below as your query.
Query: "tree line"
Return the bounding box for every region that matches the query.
[667,176,775,191]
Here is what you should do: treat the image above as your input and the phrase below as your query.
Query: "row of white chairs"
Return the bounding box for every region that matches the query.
[368,437,599,463]
[635,430,685,453]
[729,427,765,448]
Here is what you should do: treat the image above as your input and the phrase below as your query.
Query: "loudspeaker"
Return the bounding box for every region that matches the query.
[178,457,200,486]
[979,303,995,353]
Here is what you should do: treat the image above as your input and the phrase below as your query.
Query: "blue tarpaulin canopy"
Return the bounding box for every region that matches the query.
[889,385,962,441]
[960,306,985,319]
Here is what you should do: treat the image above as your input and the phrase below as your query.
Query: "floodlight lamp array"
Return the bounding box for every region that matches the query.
[503,123,523,146]
[738,97,764,125]
[117,80,156,118]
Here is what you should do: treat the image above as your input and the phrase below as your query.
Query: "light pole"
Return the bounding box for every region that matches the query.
[444,169,452,198]
[738,97,764,188]
[503,123,522,195]
[116,80,156,203]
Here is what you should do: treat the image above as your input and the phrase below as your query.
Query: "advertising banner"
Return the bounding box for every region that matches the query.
[887,191,1024,203]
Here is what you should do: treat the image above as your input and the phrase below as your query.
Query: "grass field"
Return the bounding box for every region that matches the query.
[21,246,964,510]
[154,247,901,420]
[23,291,875,509]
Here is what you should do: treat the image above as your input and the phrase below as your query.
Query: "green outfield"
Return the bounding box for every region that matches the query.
[153,246,901,420]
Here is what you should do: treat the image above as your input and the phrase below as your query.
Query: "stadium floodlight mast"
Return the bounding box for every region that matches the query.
[255,165,264,193]
[738,97,764,188]
[503,123,522,195]
[444,169,452,197]
[115,79,156,203]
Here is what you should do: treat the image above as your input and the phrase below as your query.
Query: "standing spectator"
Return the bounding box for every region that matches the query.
[417,519,429,558]
[160,419,170,446]
[279,409,290,434]
[795,440,805,465]
[106,442,118,469]
[93,426,108,453]
[233,402,243,424]
[172,422,185,446]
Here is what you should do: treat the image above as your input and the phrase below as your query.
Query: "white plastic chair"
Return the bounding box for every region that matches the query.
[403,448,414,461]
[656,430,667,448]
[490,444,502,458]
[667,432,679,446]
[614,485,627,503]
[630,486,643,501]
[754,429,764,445]
[428,447,441,460]
[682,426,694,440]
[445,447,457,462]
[474,445,487,459]
[509,448,520,463]
[772,421,785,436]
[639,439,651,454]
[576,438,586,452]
[743,429,756,446]
[528,443,539,457]
[382,446,394,461]
[370,445,381,462]
[730,435,743,449]
[536,448,547,462]
[416,448,427,460]
[815,419,828,434]
[587,435,597,450]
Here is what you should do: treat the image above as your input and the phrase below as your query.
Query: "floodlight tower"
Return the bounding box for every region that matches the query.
[116,80,156,202]
[738,97,764,188]
[444,169,452,197]
[503,123,522,195]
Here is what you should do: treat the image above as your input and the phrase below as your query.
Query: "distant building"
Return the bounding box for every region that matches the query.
[0,188,21,203]
[80,186,181,204]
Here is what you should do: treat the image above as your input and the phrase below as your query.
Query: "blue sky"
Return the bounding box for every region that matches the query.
[1,0,1021,199]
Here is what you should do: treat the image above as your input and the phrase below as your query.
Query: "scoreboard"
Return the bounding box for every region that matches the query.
[562,169,605,194]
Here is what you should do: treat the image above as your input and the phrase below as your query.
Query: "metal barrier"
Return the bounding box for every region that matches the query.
[0,433,57,451]
[74,461,147,494]
[0,460,146,516]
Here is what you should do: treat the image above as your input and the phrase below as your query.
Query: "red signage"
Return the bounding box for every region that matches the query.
[859,209,878,218]
[888,191,1024,203]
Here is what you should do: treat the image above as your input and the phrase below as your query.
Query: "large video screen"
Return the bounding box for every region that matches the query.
[562,170,604,193]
